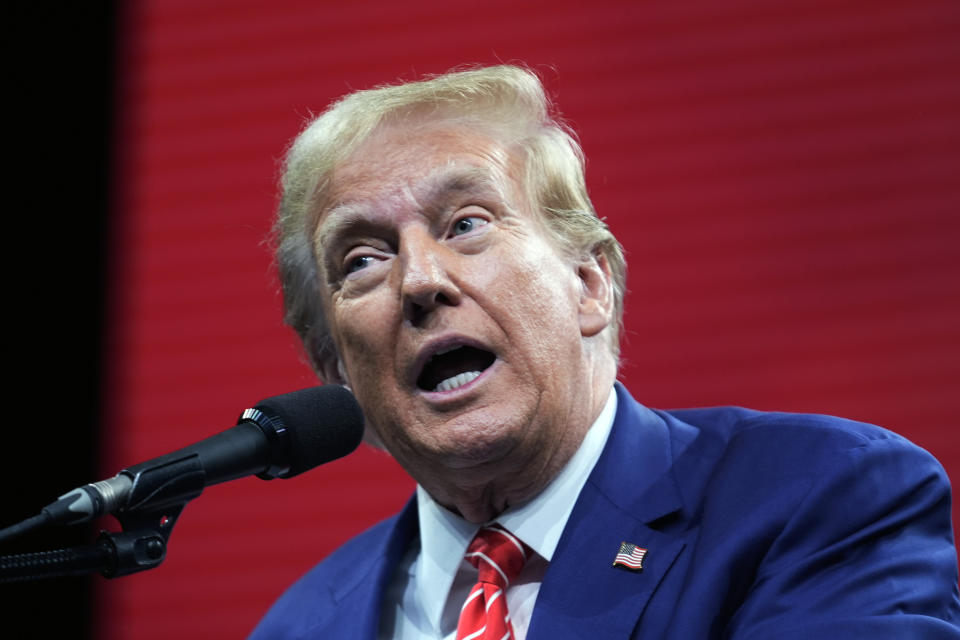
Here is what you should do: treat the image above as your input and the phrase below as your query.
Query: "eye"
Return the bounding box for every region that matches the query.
[450,215,488,237]
[346,254,375,274]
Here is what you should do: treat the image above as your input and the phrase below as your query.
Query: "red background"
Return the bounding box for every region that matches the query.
[97,1,958,638]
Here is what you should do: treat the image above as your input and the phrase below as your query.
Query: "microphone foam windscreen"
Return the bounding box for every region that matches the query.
[254,385,364,477]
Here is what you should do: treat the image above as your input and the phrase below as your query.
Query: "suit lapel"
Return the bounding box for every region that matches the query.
[528,384,693,640]
[317,497,419,640]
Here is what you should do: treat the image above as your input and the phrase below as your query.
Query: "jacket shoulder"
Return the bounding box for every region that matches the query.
[657,405,960,636]
[663,405,938,468]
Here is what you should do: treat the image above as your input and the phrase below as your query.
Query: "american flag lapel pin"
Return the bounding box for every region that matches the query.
[612,541,647,572]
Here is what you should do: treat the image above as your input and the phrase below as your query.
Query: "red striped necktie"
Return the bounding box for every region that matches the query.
[456,525,531,640]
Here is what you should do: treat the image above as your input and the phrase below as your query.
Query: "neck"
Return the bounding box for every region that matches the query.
[423,357,617,523]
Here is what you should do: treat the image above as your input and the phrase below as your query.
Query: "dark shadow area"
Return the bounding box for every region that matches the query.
[3,4,117,638]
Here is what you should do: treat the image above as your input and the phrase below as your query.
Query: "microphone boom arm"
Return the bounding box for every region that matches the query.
[1,411,284,581]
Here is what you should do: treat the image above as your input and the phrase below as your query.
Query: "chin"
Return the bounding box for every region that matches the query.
[428,421,527,473]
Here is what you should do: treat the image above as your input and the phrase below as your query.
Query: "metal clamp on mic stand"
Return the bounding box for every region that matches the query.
[1,450,205,581]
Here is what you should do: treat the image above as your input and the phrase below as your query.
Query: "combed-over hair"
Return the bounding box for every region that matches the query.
[274,65,626,376]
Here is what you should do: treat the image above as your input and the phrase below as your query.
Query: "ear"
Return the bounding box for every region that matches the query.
[318,352,351,387]
[319,353,383,447]
[577,250,615,338]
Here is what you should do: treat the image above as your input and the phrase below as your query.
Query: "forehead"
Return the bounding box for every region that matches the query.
[327,121,520,209]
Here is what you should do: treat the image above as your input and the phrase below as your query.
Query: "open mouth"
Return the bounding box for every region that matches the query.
[416,345,496,393]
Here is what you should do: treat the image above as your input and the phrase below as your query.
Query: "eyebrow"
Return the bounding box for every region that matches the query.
[315,164,509,253]
[427,165,508,203]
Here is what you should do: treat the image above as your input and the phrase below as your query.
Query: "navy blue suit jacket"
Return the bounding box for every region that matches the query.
[251,385,960,638]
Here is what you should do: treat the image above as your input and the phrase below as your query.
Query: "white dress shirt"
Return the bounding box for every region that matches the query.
[379,388,618,639]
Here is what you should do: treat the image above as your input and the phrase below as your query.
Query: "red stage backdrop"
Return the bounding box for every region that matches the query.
[101,1,959,638]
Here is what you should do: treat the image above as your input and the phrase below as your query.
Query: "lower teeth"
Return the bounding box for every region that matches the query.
[434,370,481,392]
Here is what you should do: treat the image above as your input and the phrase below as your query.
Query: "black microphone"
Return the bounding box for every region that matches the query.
[41,385,364,527]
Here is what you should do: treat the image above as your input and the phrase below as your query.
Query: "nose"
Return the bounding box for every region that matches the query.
[399,229,461,326]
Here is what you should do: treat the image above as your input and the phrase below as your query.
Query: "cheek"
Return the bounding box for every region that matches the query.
[485,246,582,353]
[330,296,395,379]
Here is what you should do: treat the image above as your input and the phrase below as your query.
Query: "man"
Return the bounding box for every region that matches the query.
[251,66,960,639]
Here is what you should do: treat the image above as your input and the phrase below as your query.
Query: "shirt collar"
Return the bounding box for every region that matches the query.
[413,387,618,628]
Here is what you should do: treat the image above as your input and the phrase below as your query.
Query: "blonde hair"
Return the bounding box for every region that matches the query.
[275,65,626,375]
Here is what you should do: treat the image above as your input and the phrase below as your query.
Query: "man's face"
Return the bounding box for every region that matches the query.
[314,120,607,519]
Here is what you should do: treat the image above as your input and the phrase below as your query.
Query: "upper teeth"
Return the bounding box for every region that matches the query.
[434,371,480,392]
[433,344,463,357]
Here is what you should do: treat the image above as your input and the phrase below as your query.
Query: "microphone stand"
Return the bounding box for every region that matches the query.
[0,505,186,581]
[1,448,206,582]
